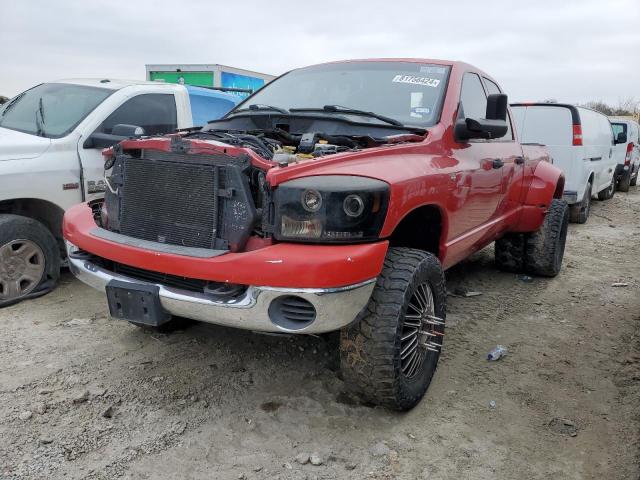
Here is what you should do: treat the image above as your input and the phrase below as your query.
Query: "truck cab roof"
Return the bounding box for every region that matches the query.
[52,78,185,91]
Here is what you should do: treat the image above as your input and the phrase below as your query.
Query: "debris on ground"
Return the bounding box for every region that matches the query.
[309,453,324,466]
[369,441,391,457]
[612,282,629,287]
[449,288,483,297]
[487,345,507,361]
[548,418,579,437]
[63,318,92,327]
[18,411,32,421]
[519,275,534,283]
[295,452,310,465]
[72,390,89,404]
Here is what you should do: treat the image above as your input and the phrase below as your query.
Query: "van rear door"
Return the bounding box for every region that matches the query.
[511,105,579,199]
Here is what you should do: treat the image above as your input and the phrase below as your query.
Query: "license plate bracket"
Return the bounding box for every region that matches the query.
[106,280,171,327]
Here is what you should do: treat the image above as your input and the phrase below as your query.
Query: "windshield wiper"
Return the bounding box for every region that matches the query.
[290,105,404,127]
[35,97,46,137]
[230,104,289,115]
[0,92,26,118]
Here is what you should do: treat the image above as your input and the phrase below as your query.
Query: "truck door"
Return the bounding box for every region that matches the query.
[77,93,178,201]
[481,77,525,221]
[447,73,507,241]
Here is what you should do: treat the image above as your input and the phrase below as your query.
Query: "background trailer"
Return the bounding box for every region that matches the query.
[145,64,276,99]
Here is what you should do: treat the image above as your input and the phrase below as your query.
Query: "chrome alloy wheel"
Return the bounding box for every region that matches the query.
[400,282,442,379]
[0,239,45,301]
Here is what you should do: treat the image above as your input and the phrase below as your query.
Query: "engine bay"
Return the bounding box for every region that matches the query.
[184,128,372,165]
[185,111,427,165]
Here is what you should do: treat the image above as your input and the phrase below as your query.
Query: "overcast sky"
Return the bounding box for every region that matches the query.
[1,0,639,105]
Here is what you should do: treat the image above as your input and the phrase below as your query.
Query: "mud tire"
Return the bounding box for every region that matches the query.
[339,247,446,411]
[524,199,569,277]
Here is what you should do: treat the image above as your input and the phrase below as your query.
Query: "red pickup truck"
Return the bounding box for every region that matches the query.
[63,59,567,410]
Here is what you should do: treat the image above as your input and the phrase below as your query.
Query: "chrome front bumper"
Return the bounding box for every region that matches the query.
[66,243,375,334]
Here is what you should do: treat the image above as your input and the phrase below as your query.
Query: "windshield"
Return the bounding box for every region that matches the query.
[0,83,113,138]
[238,61,450,127]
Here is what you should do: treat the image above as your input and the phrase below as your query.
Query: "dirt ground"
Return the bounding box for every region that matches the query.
[1,189,639,480]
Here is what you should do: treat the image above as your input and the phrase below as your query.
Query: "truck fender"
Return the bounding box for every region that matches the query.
[512,162,565,233]
[382,202,448,260]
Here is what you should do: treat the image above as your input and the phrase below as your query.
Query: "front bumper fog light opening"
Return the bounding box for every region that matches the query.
[268,295,317,331]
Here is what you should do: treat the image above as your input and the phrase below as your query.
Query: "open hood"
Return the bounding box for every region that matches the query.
[0,127,51,161]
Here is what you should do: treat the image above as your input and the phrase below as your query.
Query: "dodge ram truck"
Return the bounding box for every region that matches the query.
[63,59,567,410]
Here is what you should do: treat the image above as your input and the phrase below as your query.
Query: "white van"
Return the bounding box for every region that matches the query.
[610,118,640,192]
[511,103,619,223]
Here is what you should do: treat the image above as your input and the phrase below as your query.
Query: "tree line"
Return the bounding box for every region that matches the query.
[582,98,640,117]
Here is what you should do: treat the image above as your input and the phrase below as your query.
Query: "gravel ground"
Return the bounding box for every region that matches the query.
[1,189,639,480]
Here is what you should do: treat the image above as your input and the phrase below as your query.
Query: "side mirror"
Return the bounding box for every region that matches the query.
[83,124,145,149]
[455,93,509,141]
[615,131,627,144]
[455,117,509,141]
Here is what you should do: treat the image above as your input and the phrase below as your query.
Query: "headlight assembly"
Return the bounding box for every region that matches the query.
[273,175,389,243]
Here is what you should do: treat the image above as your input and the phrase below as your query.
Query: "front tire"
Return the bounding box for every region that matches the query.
[339,247,446,411]
[524,199,569,277]
[0,215,60,307]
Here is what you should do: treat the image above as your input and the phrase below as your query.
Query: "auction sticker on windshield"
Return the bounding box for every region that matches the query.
[392,75,441,87]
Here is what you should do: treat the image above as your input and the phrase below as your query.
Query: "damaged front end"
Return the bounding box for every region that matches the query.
[99,135,271,256]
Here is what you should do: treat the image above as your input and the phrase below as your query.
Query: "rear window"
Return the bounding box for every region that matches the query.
[611,122,627,138]
[189,94,237,126]
[511,105,573,146]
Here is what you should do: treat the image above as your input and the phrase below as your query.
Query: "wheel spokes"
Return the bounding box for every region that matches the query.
[0,239,46,300]
[21,261,44,283]
[0,279,22,299]
[400,281,441,380]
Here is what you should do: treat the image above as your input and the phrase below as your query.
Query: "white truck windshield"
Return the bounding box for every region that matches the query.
[0,83,113,138]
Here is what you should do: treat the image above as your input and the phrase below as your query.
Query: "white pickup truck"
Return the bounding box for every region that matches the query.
[0,79,238,306]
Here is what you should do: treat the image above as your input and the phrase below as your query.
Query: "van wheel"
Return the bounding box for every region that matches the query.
[630,168,637,187]
[569,182,591,224]
[0,215,60,308]
[495,233,525,272]
[339,248,446,411]
[525,200,569,277]
[597,177,616,200]
[618,171,631,192]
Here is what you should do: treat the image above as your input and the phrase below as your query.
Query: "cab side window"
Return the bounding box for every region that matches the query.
[99,94,177,136]
[483,77,514,140]
[460,73,487,120]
